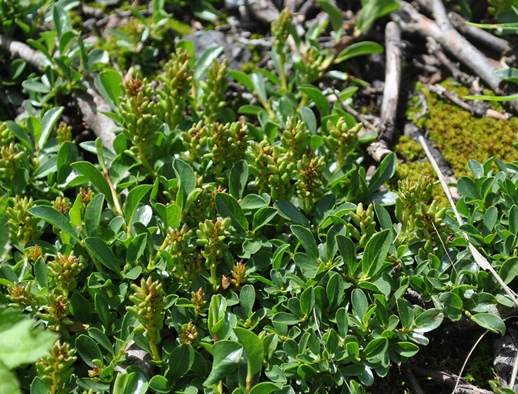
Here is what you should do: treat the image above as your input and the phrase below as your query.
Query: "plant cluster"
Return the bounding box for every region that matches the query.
[0,1,518,394]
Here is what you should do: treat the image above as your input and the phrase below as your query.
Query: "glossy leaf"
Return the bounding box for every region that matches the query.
[249,382,282,394]
[234,327,264,376]
[28,205,78,241]
[291,224,319,259]
[124,185,153,225]
[85,194,105,237]
[71,161,115,208]
[95,70,123,112]
[203,341,243,385]
[470,313,506,334]
[85,237,121,273]
[368,153,396,192]
[356,0,399,35]
[39,106,64,150]
[275,200,309,225]
[173,159,196,211]
[75,334,102,367]
[215,193,248,232]
[361,229,392,277]
[195,46,224,80]
[169,344,194,380]
[230,160,248,199]
[298,85,329,117]
[113,372,148,394]
[335,41,384,64]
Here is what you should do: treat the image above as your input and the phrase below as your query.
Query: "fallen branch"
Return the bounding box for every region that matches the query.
[428,84,509,120]
[367,21,402,162]
[0,35,117,151]
[448,12,512,56]
[393,1,518,114]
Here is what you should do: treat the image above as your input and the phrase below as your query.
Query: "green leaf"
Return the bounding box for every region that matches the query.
[22,79,50,93]
[335,41,384,63]
[439,292,463,321]
[76,334,102,367]
[293,252,320,279]
[124,185,153,225]
[300,106,317,134]
[317,0,344,35]
[95,293,111,328]
[169,344,194,380]
[470,313,506,334]
[240,284,256,317]
[166,203,182,229]
[361,229,392,277]
[509,205,518,235]
[30,376,47,394]
[85,194,105,238]
[494,67,518,84]
[28,205,78,241]
[39,106,64,150]
[173,159,196,211]
[465,93,518,101]
[326,272,347,310]
[272,312,301,325]
[298,85,329,117]
[203,341,243,385]
[356,0,399,36]
[368,153,396,192]
[113,372,148,394]
[95,70,123,112]
[52,3,72,37]
[34,258,48,289]
[397,298,413,331]
[291,224,318,259]
[336,307,348,338]
[7,121,33,153]
[148,375,169,393]
[500,257,518,284]
[229,160,248,199]
[249,382,282,394]
[57,141,78,183]
[241,194,269,210]
[336,235,357,276]
[392,342,419,358]
[234,327,264,376]
[362,337,388,362]
[85,237,121,273]
[457,177,481,200]
[414,309,443,333]
[238,104,264,115]
[71,161,115,208]
[351,288,368,318]
[252,207,278,232]
[88,327,113,354]
[275,200,309,225]
[251,72,268,103]
[195,46,224,80]
[215,193,248,232]
[70,292,91,323]
[228,70,254,91]
[0,317,55,369]
[0,365,21,394]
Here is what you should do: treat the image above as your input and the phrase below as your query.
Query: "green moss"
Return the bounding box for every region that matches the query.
[396,135,426,161]
[409,79,518,178]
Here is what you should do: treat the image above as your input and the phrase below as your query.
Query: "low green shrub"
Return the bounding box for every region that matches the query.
[1,2,518,394]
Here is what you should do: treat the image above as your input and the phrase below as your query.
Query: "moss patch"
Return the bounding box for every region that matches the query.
[408,80,518,178]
